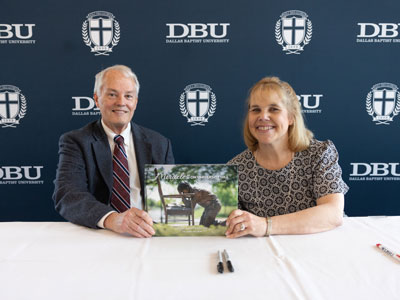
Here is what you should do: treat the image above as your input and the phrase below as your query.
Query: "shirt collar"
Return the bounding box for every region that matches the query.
[101,119,131,147]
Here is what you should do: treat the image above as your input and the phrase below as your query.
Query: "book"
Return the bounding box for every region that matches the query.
[144,164,238,236]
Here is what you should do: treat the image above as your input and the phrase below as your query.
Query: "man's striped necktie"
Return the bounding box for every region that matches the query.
[111,135,130,212]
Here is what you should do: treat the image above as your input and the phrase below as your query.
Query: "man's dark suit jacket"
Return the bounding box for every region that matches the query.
[53,120,174,228]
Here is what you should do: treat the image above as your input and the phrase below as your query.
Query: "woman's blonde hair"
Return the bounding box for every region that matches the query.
[243,76,313,152]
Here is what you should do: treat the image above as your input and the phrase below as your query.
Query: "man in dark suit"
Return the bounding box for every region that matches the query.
[53,65,174,238]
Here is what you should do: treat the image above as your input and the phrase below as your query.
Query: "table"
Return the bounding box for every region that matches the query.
[1,217,399,300]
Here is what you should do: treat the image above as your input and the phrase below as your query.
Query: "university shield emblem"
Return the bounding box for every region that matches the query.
[186,89,210,118]
[282,17,306,45]
[366,83,400,125]
[0,92,19,119]
[89,17,113,47]
[372,89,395,116]
[275,10,312,54]
[0,85,27,128]
[82,11,120,56]
[180,83,216,126]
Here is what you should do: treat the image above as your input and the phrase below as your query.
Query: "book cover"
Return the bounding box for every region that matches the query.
[144,164,238,236]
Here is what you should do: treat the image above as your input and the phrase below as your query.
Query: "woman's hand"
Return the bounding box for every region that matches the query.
[225,209,268,238]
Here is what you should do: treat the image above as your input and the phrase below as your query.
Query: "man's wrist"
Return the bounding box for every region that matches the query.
[104,212,118,230]
[97,211,116,228]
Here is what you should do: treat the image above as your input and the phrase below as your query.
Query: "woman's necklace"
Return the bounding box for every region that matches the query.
[253,150,294,215]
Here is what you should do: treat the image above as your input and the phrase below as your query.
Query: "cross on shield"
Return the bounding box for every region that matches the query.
[89,17,113,47]
[282,17,306,45]
[373,89,396,116]
[186,89,209,117]
[0,91,19,119]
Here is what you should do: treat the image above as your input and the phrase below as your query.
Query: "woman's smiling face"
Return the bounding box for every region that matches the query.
[248,88,293,149]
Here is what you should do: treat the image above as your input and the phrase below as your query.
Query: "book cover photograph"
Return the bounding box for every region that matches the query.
[145,164,238,236]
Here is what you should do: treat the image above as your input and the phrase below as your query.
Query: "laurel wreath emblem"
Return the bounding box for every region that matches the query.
[275,20,283,45]
[366,92,374,116]
[82,21,91,47]
[179,93,188,117]
[112,20,120,46]
[304,20,312,45]
[208,93,217,117]
[17,94,27,120]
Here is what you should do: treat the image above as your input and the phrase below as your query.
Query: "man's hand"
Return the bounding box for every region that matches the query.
[104,207,155,238]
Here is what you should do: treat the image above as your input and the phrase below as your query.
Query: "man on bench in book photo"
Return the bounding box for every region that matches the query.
[177,182,222,227]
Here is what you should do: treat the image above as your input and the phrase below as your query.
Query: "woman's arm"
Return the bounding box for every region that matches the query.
[226,193,344,238]
[269,193,344,235]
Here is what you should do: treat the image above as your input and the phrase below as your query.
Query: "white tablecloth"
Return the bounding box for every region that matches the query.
[0,217,399,300]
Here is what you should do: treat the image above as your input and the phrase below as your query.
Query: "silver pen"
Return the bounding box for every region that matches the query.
[223,249,234,272]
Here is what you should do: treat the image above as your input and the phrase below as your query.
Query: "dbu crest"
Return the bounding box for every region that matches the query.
[0,85,27,128]
[275,10,312,54]
[366,83,400,125]
[180,83,216,126]
[82,11,120,56]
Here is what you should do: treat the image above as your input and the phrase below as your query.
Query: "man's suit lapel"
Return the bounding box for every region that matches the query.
[131,122,152,205]
[92,120,113,194]
[90,121,151,207]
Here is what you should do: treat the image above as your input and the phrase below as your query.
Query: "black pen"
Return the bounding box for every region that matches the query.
[223,249,235,272]
[217,250,224,273]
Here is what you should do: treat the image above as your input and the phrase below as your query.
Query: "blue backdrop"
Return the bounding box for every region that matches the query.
[1,0,399,221]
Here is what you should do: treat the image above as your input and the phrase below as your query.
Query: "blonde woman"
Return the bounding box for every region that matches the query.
[226,77,348,238]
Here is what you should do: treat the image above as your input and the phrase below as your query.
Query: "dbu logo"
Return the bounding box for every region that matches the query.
[72,97,100,111]
[72,97,100,116]
[0,166,43,180]
[357,23,400,38]
[166,23,230,38]
[0,24,35,39]
[297,94,322,109]
[350,163,400,176]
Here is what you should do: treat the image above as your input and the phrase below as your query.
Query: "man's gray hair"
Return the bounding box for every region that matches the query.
[93,65,140,97]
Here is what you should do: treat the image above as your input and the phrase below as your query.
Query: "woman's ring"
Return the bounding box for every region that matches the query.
[240,223,246,231]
